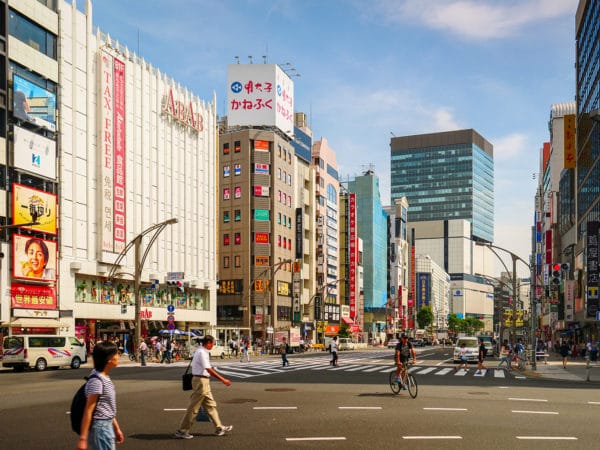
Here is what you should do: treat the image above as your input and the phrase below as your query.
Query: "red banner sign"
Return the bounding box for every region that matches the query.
[11,284,57,309]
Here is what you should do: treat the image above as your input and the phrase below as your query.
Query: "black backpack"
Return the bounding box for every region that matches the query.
[70,374,99,434]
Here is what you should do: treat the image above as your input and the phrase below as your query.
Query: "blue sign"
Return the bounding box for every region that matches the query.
[167,304,175,313]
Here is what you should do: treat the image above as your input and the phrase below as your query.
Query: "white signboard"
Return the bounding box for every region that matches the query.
[13,126,56,179]
[227,64,294,138]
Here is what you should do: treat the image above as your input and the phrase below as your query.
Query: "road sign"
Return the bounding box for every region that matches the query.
[167,315,175,323]
[167,304,175,313]
[167,322,175,330]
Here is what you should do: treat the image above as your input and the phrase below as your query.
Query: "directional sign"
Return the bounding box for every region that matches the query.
[167,304,175,313]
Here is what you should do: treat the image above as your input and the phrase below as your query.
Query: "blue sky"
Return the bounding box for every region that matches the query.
[89,0,579,276]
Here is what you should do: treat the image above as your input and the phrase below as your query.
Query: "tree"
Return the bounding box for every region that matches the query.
[416,306,434,329]
[447,313,461,335]
[338,323,351,338]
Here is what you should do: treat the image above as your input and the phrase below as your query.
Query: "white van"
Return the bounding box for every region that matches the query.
[2,335,87,371]
[453,336,479,363]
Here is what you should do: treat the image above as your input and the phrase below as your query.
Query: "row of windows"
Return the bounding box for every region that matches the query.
[277,168,292,185]
[223,210,242,222]
[223,255,241,268]
[223,141,241,154]
[278,145,293,164]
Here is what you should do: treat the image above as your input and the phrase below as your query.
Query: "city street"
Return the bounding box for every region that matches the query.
[1,347,598,449]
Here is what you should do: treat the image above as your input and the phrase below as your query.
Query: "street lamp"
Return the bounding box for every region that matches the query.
[476,242,532,364]
[107,218,178,354]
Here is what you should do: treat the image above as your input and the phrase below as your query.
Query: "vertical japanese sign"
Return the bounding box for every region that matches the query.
[563,114,576,169]
[586,221,599,318]
[349,193,357,319]
[416,273,431,308]
[98,50,126,253]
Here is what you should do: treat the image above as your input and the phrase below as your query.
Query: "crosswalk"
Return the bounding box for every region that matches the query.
[212,357,510,380]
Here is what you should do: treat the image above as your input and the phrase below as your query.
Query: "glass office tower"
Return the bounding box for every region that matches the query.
[390,129,494,243]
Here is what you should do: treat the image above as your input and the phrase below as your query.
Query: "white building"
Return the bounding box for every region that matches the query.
[57,1,217,342]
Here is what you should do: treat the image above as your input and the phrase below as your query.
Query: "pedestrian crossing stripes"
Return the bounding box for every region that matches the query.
[213,358,509,380]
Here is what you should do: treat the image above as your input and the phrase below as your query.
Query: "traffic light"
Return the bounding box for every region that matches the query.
[551,263,562,285]
[177,280,185,293]
[120,303,127,314]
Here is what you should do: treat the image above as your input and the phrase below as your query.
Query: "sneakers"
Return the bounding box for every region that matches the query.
[215,425,233,436]
[173,430,193,440]
[394,377,402,383]
[402,384,408,390]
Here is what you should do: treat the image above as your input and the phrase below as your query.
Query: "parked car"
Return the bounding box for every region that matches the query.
[452,337,479,363]
[422,337,433,346]
[2,335,87,371]
[412,339,424,347]
[338,338,355,351]
[387,339,399,349]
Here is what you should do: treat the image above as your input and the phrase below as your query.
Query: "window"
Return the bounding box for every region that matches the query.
[278,168,281,180]
[223,188,230,200]
[288,174,292,185]
[224,256,230,268]
[288,240,292,250]
[288,217,292,228]
[9,9,57,59]
[234,141,241,152]
[223,211,230,223]
[234,186,241,199]
[223,234,230,246]
[277,190,282,202]
[234,210,241,222]
[278,213,282,224]
[278,235,282,247]
[223,165,230,177]
[234,164,241,176]
[234,255,241,268]
[235,233,241,245]
[223,143,230,154]
[278,145,282,157]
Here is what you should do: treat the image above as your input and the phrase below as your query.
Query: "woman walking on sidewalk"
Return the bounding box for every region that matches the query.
[560,340,570,369]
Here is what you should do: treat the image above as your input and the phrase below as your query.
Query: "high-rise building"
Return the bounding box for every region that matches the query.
[390,129,494,243]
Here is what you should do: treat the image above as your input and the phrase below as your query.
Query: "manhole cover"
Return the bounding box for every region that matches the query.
[222,398,258,404]
[467,392,490,395]
[265,388,296,392]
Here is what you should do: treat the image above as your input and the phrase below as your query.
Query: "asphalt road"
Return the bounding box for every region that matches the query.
[1,347,597,450]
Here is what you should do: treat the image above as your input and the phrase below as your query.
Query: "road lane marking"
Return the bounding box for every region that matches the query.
[588,401,600,405]
[253,407,298,410]
[423,408,467,411]
[403,436,462,440]
[164,408,187,411]
[516,436,577,440]
[512,410,558,415]
[338,406,382,410]
[286,437,346,441]
[508,398,548,402]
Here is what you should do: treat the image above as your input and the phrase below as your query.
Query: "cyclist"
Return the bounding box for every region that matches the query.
[394,333,416,389]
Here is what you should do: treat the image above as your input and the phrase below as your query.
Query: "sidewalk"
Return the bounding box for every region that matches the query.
[520,354,600,382]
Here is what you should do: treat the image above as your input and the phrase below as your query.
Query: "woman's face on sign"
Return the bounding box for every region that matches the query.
[27,242,46,276]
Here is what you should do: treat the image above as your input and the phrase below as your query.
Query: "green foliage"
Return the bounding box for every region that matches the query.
[416,306,434,329]
[447,313,484,335]
[338,322,351,338]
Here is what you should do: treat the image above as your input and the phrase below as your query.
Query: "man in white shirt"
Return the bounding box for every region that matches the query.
[174,335,233,439]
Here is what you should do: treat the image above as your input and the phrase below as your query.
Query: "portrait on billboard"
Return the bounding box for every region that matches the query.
[12,183,57,234]
[13,235,57,282]
[13,74,57,131]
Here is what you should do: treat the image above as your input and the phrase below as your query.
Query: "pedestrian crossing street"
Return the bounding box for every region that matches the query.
[213,356,510,380]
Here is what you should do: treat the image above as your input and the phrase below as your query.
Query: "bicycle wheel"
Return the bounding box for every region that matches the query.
[389,371,401,394]
[406,374,418,398]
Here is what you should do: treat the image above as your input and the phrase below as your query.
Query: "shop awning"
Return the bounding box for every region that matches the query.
[2,318,70,328]
[341,317,354,325]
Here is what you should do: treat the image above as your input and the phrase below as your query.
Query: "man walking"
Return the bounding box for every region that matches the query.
[174,335,233,439]
[476,338,487,374]
[280,337,290,367]
[138,339,148,367]
[330,336,339,367]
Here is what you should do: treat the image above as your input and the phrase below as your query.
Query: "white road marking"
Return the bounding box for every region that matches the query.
[435,368,453,375]
[286,437,346,441]
[454,369,468,376]
[416,367,436,375]
[516,436,577,440]
[364,365,389,372]
[403,436,462,440]
[338,406,382,410]
[493,369,506,378]
[514,376,527,379]
[328,364,360,371]
[253,407,298,410]
[509,398,548,402]
[512,410,558,415]
[423,408,467,411]
[474,369,487,377]
[164,408,187,411]
[588,401,600,405]
[498,386,509,389]
[345,365,375,371]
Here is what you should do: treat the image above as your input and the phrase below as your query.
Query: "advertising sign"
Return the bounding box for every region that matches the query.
[255,232,269,244]
[13,74,56,131]
[295,207,303,260]
[12,183,57,234]
[416,273,431,308]
[254,140,270,151]
[254,209,269,221]
[13,126,56,179]
[277,280,290,296]
[587,221,599,318]
[13,235,57,282]
[563,114,576,169]
[255,256,269,266]
[349,193,357,318]
[98,49,127,253]
[11,284,57,310]
[227,64,294,138]
[254,185,270,197]
[255,163,269,175]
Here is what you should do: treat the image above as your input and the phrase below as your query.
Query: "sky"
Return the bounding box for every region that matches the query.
[88,0,579,276]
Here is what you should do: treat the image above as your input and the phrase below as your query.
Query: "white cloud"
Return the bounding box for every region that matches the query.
[375,0,578,40]
[492,132,528,161]
[433,108,461,131]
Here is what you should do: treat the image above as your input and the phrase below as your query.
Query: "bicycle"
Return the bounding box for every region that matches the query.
[389,362,418,398]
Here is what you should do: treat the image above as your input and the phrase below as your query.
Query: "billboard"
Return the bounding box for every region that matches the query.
[13,234,57,282]
[13,74,56,131]
[98,50,127,253]
[11,284,57,310]
[416,273,431,308]
[349,193,357,318]
[12,183,57,234]
[13,126,56,179]
[227,64,294,138]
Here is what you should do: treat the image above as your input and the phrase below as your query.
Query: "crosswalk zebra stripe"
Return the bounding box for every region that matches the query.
[416,367,437,375]
[435,368,453,375]
[494,369,506,378]
[455,369,468,376]
[345,365,376,372]
[328,364,361,371]
[364,365,389,372]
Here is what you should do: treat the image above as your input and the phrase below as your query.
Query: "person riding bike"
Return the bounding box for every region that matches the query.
[394,333,416,389]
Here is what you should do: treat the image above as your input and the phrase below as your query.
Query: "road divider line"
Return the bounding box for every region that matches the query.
[516,436,577,440]
[164,408,187,411]
[286,437,346,441]
[512,410,558,415]
[588,401,600,405]
[338,406,382,410]
[253,407,298,410]
[509,398,548,402]
[402,436,462,440]
[423,408,467,411]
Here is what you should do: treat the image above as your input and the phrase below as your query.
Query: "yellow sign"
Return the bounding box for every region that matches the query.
[12,184,57,234]
[564,114,576,169]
